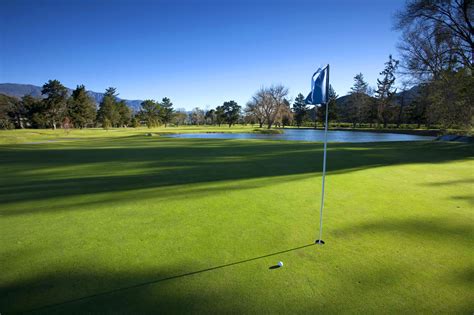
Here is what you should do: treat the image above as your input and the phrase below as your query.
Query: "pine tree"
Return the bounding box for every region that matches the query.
[160,97,174,127]
[116,100,132,127]
[131,115,141,128]
[221,101,241,127]
[347,73,370,127]
[375,55,399,128]
[0,94,19,129]
[97,87,120,128]
[215,106,226,126]
[68,85,96,128]
[205,109,217,125]
[41,80,68,129]
[139,100,161,128]
[292,93,307,127]
[22,95,47,128]
[351,73,369,94]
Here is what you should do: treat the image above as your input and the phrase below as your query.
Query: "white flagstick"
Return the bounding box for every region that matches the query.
[316,64,330,245]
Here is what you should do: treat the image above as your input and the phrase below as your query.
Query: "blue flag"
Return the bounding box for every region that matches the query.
[305,66,328,105]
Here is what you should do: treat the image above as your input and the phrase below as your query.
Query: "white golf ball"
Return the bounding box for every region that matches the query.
[278,261,284,267]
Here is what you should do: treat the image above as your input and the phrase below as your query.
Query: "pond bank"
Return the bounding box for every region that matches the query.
[281,127,441,137]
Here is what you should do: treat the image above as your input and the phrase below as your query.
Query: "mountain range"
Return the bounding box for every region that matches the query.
[0,83,143,111]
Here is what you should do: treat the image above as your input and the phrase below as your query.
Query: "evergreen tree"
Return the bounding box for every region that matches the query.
[116,100,132,127]
[395,84,410,128]
[347,73,370,127]
[131,115,141,128]
[317,85,338,126]
[406,84,430,128]
[68,85,96,128]
[308,106,318,128]
[375,55,399,128]
[205,109,217,125]
[22,95,47,128]
[0,94,19,129]
[97,87,119,128]
[215,106,226,126]
[0,93,30,129]
[160,97,174,127]
[351,73,369,94]
[427,68,473,129]
[221,100,241,127]
[364,97,378,127]
[139,100,161,128]
[41,79,68,129]
[292,93,307,127]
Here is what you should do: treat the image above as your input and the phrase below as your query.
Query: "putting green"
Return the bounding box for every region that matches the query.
[0,128,472,313]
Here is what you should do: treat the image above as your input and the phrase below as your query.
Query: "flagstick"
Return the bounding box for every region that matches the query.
[316,64,330,245]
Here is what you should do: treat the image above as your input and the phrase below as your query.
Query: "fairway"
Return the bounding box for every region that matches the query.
[0,129,473,313]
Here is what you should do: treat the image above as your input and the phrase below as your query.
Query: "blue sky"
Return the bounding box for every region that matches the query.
[1,0,405,109]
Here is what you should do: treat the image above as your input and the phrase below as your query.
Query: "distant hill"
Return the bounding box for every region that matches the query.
[0,83,143,111]
[336,85,421,108]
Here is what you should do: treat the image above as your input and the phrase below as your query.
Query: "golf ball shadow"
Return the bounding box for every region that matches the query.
[269,261,284,269]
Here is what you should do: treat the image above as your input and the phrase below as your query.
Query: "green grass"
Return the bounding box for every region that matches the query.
[0,128,473,313]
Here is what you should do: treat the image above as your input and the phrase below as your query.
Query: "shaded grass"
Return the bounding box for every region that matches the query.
[0,130,473,313]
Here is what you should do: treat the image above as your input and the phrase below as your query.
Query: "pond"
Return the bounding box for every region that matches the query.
[165,129,435,143]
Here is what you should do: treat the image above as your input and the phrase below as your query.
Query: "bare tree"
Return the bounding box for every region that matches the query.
[250,85,289,129]
[245,99,266,128]
[276,99,293,128]
[243,108,257,125]
[189,107,205,125]
[395,0,473,79]
[397,22,463,80]
[173,109,187,126]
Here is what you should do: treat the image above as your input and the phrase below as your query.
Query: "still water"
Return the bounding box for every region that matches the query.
[166,129,435,143]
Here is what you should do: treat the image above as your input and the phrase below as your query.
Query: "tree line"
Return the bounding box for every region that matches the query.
[0,80,177,130]
[0,78,249,130]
